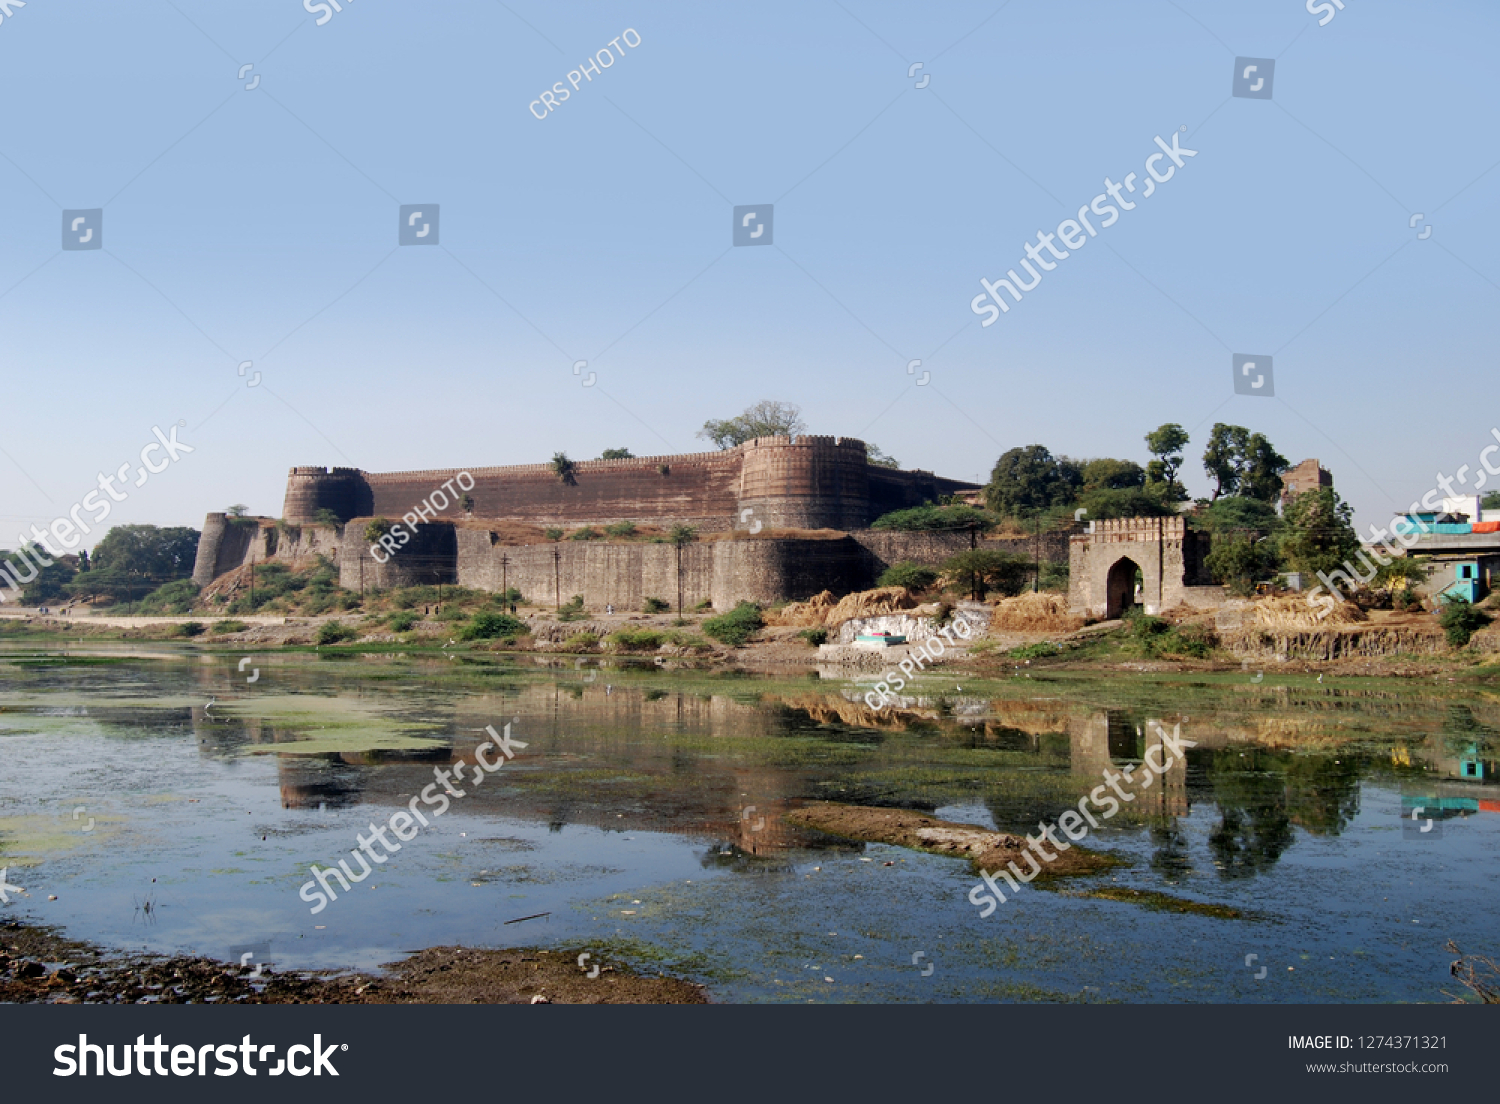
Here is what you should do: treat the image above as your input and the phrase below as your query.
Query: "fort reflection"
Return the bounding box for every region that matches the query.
[181,678,1487,880]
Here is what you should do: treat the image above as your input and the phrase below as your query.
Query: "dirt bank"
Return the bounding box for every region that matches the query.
[0,920,707,1005]
[786,803,1118,880]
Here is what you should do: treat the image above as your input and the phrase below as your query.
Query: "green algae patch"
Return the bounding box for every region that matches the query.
[1063,885,1242,918]
[214,693,446,755]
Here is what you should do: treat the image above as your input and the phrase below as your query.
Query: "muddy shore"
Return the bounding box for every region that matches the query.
[0,920,707,1005]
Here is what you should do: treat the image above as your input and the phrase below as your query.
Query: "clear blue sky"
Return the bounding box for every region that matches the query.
[2,0,1496,547]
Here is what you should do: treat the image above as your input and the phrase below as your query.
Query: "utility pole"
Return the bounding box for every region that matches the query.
[1033,513,1041,593]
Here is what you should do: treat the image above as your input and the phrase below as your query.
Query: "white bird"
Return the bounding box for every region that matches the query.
[1317,674,1324,684]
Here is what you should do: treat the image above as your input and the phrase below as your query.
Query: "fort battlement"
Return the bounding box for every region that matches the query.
[281,435,972,533]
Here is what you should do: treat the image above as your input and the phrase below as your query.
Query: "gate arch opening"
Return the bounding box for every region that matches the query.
[1106,556,1142,619]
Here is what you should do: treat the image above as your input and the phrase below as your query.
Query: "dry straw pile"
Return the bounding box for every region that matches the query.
[988,592,1085,632]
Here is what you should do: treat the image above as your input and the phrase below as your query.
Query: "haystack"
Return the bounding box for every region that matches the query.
[988,591,1085,633]
[824,586,920,626]
[763,590,838,627]
[764,586,920,628]
[1251,595,1366,629]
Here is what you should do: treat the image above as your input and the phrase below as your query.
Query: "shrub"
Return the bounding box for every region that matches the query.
[316,620,357,645]
[544,528,564,542]
[871,504,997,532]
[702,602,763,647]
[564,632,600,650]
[176,621,206,638]
[1008,642,1058,659]
[568,526,601,541]
[212,619,249,633]
[799,628,828,647]
[461,612,527,640]
[311,508,342,527]
[1440,597,1493,647]
[643,596,670,613]
[691,599,712,612]
[388,611,418,632]
[609,628,665,651]
[557,595,588,622]
[363,518,391,543]
[605,521,637,539]
[877,561,939,591]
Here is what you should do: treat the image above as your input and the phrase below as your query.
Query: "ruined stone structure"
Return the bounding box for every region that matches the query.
[1281,458,1332,506]
[1068,516,1224,619]
[193,436,993,609]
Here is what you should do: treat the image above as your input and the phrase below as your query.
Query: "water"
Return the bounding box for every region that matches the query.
[1,643,1496,1002]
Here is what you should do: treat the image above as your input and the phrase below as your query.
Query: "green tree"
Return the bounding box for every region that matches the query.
[983,445,1080,516]
[66,525,200,603]
[1279,487,1359,580]
[1202,425,1289,503]
[870,504,996,532]
[866,443,900,469]
[1439,597,1492,647]
[363,518,391,543]
[1204,535,1274,597]
[1080,458,1146,491]
[1145,423,1190,501]
[1484,491,1500,512]
[600,447,634,460]
[697,400,806,450]
[2,545,77,604]
[1202,424,1250,500]
[551,452,577,485]
[940,548,1030,601]
[226,504,249,517]
[877,561,940,591]
[1075,486,1175,520]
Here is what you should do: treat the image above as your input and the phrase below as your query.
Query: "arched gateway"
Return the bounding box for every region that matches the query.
[1068,516,1225,619]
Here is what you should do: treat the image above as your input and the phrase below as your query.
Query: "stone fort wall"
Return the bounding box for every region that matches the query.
[282,435,972,533]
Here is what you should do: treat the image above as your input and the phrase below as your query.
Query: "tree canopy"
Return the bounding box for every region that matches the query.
[1202,423,1289,502]
[1144,423,1190,501]
[1278,487,1359,579]
[63,525,200,603]
[599,447,634,460]
[983,445,1081,515]
[697,400,807,450]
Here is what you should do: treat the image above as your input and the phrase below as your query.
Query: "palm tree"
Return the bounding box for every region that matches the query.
[669,525,697,615]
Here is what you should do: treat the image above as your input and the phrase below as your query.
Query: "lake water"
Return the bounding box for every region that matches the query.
[1,643,1496,1003]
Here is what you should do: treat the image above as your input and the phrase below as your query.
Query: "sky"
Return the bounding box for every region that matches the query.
[2,0,1498,549]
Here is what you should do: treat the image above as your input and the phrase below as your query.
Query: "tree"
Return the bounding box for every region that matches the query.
[1080,458,1146,492]
[551,452,577,485]
[1484,491,1500,512]
[669,524,697,615]
[1202,424,1250,500]
[1075,486,1175,520]
[866,444,900,469]
[1240,433,1290,503]
[697,400,806,450]
[1145,423,1190,501]
[1279,487,1359,580]
[940,549,1030,601]
[983,445,1080,516]
[226,504,249,517]
[1204,535,1274,597]
[600,447,634,460]
[1,545,77,604]
[870,504,996,532]
[1203,424,1289,503]
[65,525,200,603]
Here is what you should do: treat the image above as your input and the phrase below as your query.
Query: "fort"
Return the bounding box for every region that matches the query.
[192,436,1018,609]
